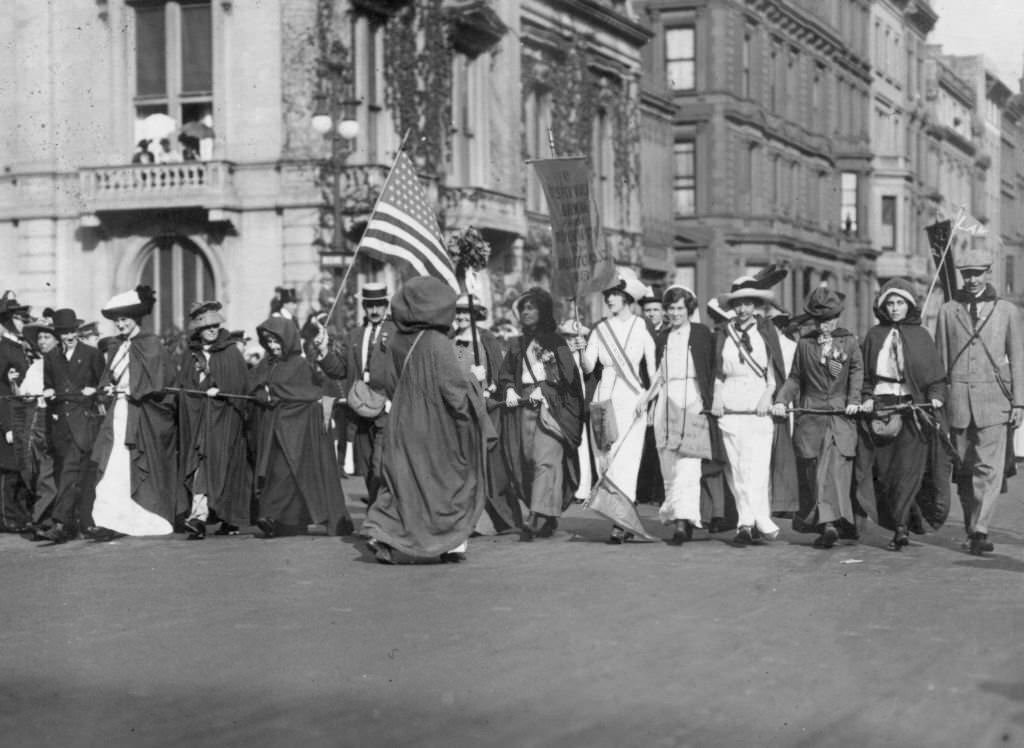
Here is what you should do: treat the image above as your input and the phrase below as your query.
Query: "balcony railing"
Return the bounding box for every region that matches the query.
[78,161,237,217]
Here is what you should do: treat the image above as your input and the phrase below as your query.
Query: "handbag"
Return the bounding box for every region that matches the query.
[347,380,386,419]
[590,399,618,452]
[869,412,902,441]
[677,402,712,460]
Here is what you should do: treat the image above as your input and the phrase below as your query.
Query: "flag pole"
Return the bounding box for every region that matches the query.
[324,129,414,326]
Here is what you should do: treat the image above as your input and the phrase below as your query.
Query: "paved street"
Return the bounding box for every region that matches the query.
[2,474,1023,748]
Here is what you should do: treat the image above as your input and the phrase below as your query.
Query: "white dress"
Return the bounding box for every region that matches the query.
[583,315,655,505]
[654,325,703,525]
[717,325,780,536]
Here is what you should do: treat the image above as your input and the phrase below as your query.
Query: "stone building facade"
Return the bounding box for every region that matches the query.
[0,0,656,336]
[638,0,876,329]
[868,0,937,289]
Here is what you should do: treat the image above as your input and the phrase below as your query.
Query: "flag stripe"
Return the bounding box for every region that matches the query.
[354,151,459,291]
[360,233,456,288]
[370,207,449,264]
[362,222,459,289]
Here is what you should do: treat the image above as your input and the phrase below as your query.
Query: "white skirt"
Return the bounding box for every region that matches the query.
[92,396,174,536]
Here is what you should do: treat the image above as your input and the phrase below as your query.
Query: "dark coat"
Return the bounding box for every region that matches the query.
[92,332,182,523]
[497,332,585,515]
[249,317,347,532]
[44,342,105,453]
[362,278,497,557]
[855,318,952,530]
[775,329,863,459]
[0,335,29,472]
[176,330,251,523]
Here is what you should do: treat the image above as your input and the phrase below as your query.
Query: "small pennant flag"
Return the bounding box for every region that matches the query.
[925,220,956,300]
[359,151,459,291]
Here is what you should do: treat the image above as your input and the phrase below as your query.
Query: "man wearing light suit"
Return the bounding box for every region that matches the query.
[935,248,1024,555]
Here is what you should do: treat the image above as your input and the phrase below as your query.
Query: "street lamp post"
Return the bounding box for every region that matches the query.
[313,94,360,258]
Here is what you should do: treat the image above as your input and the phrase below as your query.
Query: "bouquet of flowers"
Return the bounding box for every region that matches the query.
[447,226,491,274]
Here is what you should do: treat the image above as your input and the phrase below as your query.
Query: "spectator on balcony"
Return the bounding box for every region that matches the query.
[155,137,183,164]
[131,139,155,165]
[178,134,200,162]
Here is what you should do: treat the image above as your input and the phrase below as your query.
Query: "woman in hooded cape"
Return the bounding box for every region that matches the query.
[176,307,251,535]
[497,287,584,540]
[855,278,951,550]
[248,316,350,536]
[362,277,496,562]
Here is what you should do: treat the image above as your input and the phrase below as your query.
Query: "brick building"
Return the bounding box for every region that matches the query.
[638,0,876,329]
[868,0,937,290]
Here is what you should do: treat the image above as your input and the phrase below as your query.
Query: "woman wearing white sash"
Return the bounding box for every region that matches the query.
[710,278,782,545]
[578,276,656,543]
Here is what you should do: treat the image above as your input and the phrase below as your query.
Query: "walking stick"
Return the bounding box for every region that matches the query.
[164,386,257,402]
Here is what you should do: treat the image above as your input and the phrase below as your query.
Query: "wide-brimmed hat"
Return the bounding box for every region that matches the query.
[274,286,298,304]
[706,296,735,323]
[188,300,225,331]
[0,291,29,318]
[454,294,487,321]
[51,308,85,334]
[101,285,155,320]
[721,275,775,305]
[22,317,55,341]
[955,247,993,271]
[603,276,647,304]
[77,321,99,338]
[359,282,389,304]
[803,287,845,320]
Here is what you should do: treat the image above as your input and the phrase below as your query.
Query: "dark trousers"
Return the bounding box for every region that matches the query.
[0,469,31,531]
[51,437,97,530]
[636,425,664,504]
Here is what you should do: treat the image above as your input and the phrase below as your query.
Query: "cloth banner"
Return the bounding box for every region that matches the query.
[530,157,616,299]
[585,412,656,541]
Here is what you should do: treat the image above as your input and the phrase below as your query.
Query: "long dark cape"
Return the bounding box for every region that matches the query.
[249,317,348,532]
[177,329,251,523]
[92,332,182,522]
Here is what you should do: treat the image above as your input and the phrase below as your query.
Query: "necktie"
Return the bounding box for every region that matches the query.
[738,323,753,353]
[969,301,979,326]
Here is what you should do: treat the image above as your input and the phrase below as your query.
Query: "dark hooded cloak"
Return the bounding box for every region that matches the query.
[177,328,251,525]
[361,277,497,558]
[248,317,349,533]
[854,278,952,532]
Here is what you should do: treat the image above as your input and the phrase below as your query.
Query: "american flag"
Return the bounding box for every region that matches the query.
[359,151,459,291]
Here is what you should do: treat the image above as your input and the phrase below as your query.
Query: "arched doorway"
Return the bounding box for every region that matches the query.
[138,235,215,336]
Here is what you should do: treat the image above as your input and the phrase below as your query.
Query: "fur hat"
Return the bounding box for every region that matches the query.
[101,285,156,320]
[188,300,226,331]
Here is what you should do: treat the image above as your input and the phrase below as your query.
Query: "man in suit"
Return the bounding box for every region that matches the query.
[935,248,1024,555]
[346,283,397,506]
[38,308,105,543]
[636,289,665,505]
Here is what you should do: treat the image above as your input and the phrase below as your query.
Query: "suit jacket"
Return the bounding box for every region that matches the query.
[775,330,863,458]
[0,336,28,471]
[44,342,105,452]
[345,319,398,419]
[935,297,1024,429]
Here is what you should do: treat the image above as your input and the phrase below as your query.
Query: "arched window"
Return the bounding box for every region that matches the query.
[138,235,215,335]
